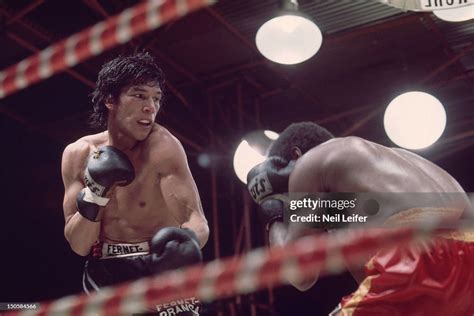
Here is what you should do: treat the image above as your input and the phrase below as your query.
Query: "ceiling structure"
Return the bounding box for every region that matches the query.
[0,0,473,313]
[1,1,473,161]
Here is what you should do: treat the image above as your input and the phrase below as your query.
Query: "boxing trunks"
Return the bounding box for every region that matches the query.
[83,241,201,316]
[337,230,474,316]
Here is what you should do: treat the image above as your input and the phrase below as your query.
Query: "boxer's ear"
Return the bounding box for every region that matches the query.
[291,146,302,159]
[105,95,114,110]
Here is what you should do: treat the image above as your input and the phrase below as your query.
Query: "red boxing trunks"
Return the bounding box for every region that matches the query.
[338,230,474,316]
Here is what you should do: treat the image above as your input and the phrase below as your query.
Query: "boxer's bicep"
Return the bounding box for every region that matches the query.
[158,138,209,248]
[61,142,89,225]
[63,181,85,224]
[287,156,325,244]
[286,149,329,290]
[61,143,101,256]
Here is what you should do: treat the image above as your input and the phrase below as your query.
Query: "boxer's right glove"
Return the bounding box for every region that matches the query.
[76,146,135,222]
[150,227,202,275]
[247,156,295,230]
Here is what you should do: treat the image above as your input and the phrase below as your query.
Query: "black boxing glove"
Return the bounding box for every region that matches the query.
[150,227,202,275]
[247,156,295,229]
[76,146,135,222]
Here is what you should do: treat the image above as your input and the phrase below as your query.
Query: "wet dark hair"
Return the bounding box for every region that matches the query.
[267,122,335,161]
[89,52,165,129]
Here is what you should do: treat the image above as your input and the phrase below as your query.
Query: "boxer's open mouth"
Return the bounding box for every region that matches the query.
[137,119,152,126]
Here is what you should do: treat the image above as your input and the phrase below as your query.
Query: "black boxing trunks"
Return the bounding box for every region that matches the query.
[83,241,201,316]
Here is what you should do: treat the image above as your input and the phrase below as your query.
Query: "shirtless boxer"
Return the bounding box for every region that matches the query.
[247,122,473,315]
[61,53,208,315]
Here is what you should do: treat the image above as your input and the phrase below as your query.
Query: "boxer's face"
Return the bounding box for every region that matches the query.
[107,82,162,141]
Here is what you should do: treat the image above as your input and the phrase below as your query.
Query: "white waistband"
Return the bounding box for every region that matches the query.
[98,241,150,259]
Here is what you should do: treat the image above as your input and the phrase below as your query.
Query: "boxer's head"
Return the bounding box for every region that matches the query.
[268,122,334,161]
[90,52,165,129]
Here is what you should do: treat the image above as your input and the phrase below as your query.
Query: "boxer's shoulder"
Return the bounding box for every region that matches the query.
[325,136,377,155]
[146,124,185,161]
[290,137,380,191]
[147,124,180,146]
[297,137,366,169]
[63,132,108,171]
[67,131,108,152]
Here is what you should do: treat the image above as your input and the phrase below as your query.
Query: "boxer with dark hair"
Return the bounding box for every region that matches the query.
[89,52,165,129]
[267,121,334,161]
[61,53,208,315]
[247,121,473,316]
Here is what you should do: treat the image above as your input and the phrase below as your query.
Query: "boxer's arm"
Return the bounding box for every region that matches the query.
[282,153,329,291]
[268,220,322,291]
[246,157,322,290]
[157,135,209,248]
[61,141,100,256]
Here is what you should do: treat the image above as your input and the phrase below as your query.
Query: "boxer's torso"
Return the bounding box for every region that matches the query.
[77,124,181,243]
[290,136,470,283]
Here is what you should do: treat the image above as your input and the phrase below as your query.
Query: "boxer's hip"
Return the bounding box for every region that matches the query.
[83,240,202,315]
[84,241,154,289]
[339,230,474,315]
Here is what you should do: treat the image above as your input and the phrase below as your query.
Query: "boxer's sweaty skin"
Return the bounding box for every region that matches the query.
[62,83,208,256]
[285,136,469,285]
[83,127,193,241]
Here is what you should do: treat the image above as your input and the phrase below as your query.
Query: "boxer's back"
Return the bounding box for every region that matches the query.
[295,136,464,194]
[292,136,469,283]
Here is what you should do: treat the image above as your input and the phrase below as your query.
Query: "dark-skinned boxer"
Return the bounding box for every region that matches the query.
[247,122,473,316]
[61,53,208,315]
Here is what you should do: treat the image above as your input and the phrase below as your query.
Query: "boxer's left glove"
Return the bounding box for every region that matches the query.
[247,156,295,230]
[150,227,202,274]
[76,146,135,222]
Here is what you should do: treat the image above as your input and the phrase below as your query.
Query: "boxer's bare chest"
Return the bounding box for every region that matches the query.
[93,147,176,242]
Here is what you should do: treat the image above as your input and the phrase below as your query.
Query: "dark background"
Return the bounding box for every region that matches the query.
[0,0,473,315]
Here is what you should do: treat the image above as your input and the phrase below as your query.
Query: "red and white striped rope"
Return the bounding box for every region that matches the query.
[6,226,430,316]
[0,0,216,100]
